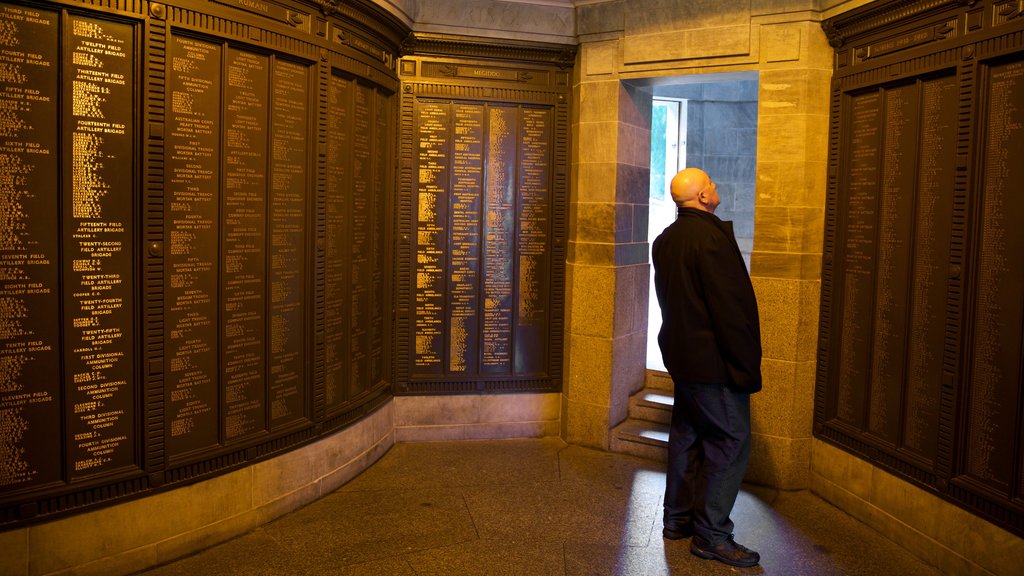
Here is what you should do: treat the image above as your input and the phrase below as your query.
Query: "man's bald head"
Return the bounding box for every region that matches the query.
[669,168,720,213]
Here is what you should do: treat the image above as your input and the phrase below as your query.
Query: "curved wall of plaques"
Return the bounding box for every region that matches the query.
[818,0,1024,538]
[0,0,404,528]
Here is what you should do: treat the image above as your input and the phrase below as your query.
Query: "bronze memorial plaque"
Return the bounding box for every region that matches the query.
[0,3,61,490]
[324,75,351,408]
[481,106,516,374]
[323,74,391,411]
[834,90,880,430]
[166,34,222,457]
[413,100,448,375]
[902,75,956,465]
[964,58,1024,491]
[514,107,552,375]
[400,65,568,394]
[222,47,269,442]
[397,46,570,394]
[867,83,918,446]
[348,82,371,395]
[267,59,308,429]
[448,104,483,375]
[369,86,388,388]
[820,1,1024,536]
[63,12,136,478]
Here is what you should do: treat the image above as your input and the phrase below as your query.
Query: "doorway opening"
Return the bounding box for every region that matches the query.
[646,72,759,371]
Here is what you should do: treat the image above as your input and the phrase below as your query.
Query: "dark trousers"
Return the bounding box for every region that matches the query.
[664,380,751,545]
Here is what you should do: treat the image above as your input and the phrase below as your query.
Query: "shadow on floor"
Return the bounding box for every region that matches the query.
[138,438,940,575]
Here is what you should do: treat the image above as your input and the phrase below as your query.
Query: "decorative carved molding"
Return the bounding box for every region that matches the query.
[556,46,575,69]
[300,0,409,50]
[316,0,341,18]
[435,64,535,83]
[401,32,417,55]
[402,32,577,69]
[822,0,958,49]
[996,0,1021,17]
[935,21,954,38]
[822,20,842,48]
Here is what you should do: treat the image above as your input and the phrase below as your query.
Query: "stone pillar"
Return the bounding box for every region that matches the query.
[745,22,834,489]
[563,66,651,449]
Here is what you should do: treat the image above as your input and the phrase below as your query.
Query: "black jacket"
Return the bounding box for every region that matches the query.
[652,208,762,393]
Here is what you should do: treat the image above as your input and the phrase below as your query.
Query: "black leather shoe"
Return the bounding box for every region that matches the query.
[690,534,760,567]
[662,522,694,540]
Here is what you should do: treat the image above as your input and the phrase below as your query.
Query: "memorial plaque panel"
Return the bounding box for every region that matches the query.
[819,0,1024,538]
[370,89,388,386]
[64,14,135,477]
[413,101,448,374]
[268,59,308,428]
[903,74,956,464]
[448,104,483,374]
[400,47,570,396]
[482,106,515,374]
[347,82,372,396]
[222,48,268,441]
[834,90,880,429]
[515,107,551,374]
[867,84,918,445]
[324,74,350,407]
[0,3,61,489]
[964,59,1024,490]
[407,98,560,385]
[165,35,221,457]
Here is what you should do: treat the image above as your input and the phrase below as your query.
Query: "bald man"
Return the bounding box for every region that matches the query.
[651,167,762,568]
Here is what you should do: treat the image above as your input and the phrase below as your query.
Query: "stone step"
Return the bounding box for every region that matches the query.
[610,419,669,463]
[629,390,673,425]
[645,370,674,392]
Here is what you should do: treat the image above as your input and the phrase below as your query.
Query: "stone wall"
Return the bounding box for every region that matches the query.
[813,439,1023,576]
[394,394,561,441]
[656,79,759,265]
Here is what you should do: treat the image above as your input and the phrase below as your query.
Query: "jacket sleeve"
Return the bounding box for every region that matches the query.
[695,233,763,393]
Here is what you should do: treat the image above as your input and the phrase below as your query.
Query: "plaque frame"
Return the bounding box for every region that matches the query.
[819,0,1024,537]
[395,37,574,395]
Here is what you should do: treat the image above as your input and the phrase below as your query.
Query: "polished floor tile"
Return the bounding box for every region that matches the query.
[138,438,941,576]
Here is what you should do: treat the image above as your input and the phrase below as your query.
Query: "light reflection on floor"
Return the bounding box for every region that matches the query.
[140,439,942,576]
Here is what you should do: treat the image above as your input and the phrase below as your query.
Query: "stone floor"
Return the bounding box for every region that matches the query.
[137,438,941,576]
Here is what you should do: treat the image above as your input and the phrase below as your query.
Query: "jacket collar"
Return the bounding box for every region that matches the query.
[677,206,726,229]
[676,207,741,255]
